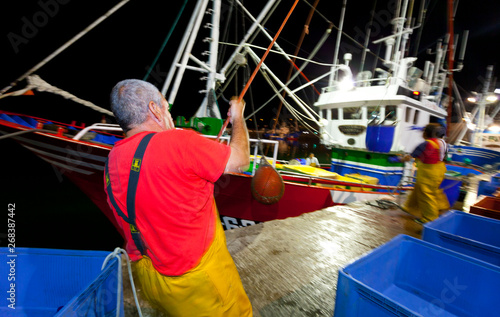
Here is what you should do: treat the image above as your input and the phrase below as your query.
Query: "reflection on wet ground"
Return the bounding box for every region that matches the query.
[225,172,489,316]
[226,199,422,317]
[122,173,487,316]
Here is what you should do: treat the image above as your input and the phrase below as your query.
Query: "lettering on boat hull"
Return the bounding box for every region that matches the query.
[221,216,258,230]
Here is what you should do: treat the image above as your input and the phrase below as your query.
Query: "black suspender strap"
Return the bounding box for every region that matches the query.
[105,132,155,255]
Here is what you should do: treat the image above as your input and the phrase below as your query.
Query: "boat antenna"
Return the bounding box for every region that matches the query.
[0,0,131,96]
[411,0,427,56]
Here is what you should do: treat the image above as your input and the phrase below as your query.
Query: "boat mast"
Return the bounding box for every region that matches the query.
[161,0,211,111]
[199,0,222,118]
[162,0,279,118]
[391,0,410,80]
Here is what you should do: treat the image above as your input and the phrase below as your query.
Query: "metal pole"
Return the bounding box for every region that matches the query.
[161,0,206,97]
[165,0,210,105]
[328,0,347,86]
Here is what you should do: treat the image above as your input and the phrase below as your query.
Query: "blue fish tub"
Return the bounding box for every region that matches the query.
[423,210,500,266]
[0,248,123,317]
[334,235,500,317]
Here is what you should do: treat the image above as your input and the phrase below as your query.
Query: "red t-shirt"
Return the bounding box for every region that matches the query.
[105,129,231,276]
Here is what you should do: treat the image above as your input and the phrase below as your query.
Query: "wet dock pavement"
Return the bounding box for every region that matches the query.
[122,198,422,316]
[125,169,497,317]
[226,200,422,316]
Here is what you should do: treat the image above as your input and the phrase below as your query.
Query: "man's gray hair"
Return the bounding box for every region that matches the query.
[110,79,163,132]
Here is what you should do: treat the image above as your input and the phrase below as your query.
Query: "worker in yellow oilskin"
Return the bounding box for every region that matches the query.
[402,123,450,224]
[105,79,252,316]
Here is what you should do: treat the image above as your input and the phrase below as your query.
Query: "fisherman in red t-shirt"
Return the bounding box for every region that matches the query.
[105,79,252,316]
[402,123,450,223]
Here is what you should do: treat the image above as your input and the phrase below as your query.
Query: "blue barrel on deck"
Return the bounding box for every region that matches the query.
[365,125,395,153]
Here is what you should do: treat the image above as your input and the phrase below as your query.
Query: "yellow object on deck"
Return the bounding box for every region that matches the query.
[344,173,379,185]
[278,164,378,191]
[281,164,339,178]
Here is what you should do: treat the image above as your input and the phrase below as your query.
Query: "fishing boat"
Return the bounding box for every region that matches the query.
[0,110,414,232]
[448,65,500,167]
[0,0,476,232]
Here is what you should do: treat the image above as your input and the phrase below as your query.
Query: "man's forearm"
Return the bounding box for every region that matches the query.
[226,116,250,172]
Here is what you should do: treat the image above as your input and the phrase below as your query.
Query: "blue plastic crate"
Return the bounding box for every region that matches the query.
[334,235,500,317]
[0,248,123,317]
[478,180,499,197]
[423,210,500,266]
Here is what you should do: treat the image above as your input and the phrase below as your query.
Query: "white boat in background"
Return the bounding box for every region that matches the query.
[304,0,498,186]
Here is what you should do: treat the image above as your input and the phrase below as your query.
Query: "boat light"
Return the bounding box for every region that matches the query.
[338,77,354,91]
[412,91,421,97]
[467,97,477,103]
[486,95,498,103]
[487,125,500,133]
[465,119,476,130]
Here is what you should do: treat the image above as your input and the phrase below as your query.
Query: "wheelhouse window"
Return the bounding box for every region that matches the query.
[414,110,420,124]
[367,106,380,122]
[321,109,328,119]
[331,108,338,120]
[405,107,413,123]
[343,107,363,120]
[385,105,397,121]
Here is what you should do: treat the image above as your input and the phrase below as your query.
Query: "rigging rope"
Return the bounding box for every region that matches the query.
[217,0,301,140]
[0,0,131,96]
[0,75,114,116]
[244,47,321,121]
[259,69,319,134]
[297,0,387,64]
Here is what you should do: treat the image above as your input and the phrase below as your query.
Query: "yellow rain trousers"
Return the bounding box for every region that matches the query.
[404,160,450,223]
[132,208,252,317]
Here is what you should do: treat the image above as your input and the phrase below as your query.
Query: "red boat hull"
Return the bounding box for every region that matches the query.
[214,173,335,229]
[0,113,337,233]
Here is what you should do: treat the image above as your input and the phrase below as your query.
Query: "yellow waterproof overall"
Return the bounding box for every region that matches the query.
[132,206,252,317]
[404,141,450,222]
